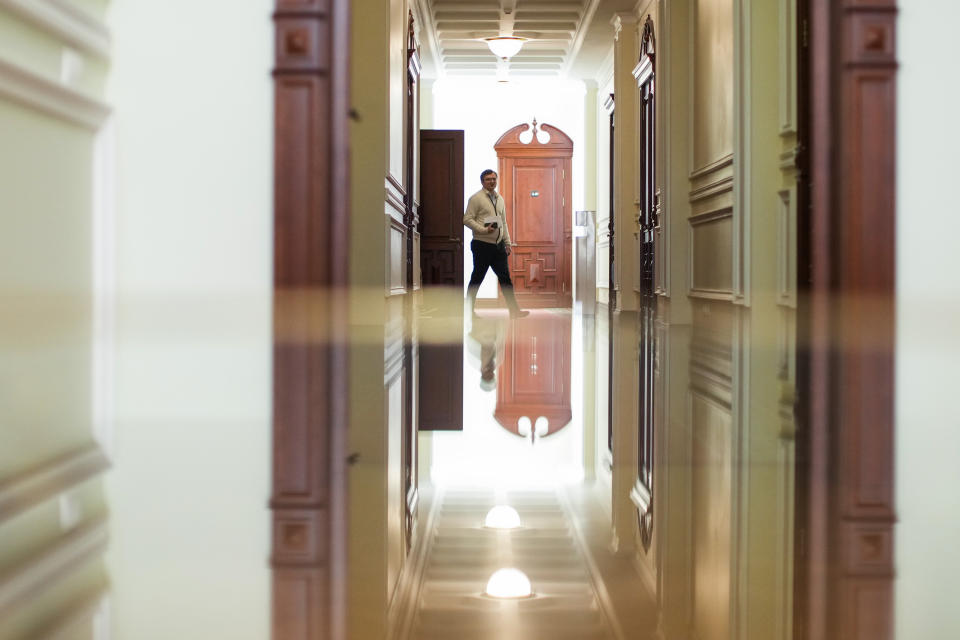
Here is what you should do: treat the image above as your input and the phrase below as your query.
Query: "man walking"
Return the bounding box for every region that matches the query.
[463,169,529,318]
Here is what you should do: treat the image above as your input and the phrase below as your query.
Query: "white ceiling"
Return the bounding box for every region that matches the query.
[415,0,638,81]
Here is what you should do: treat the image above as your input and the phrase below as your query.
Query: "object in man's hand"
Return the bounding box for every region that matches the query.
[482,215,499,229]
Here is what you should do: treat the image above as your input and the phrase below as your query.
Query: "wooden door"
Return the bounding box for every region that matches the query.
[503,158,567,307]
[417,130,464,430]
[419,130,464,285]
[495,121,573,308]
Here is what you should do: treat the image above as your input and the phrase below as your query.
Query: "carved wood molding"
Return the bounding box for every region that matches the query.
[0,0,110,59]
[0,444,110,526]
[494,120,574,157]
[0,517,108,613]
[0,57,110,130]
[272,0,350,637]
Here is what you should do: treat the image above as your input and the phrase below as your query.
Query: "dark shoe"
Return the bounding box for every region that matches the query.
[510,309,530,319]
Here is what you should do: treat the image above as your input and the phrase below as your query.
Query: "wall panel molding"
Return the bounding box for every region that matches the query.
[777,187,797,307]
[0,0,110,60]
[0,57,110,130]
[688,208,734,300]
[689,174,734,203]
[271,0,351,636]
[796,2,898,638]
[37,588,109,640]
[387,216,407,296]
[689,153,733,181]
[732,0,751,307]
[0,517,108,612]
[729,309,751,639]
[779,0,798,135]
[0,445,110,526]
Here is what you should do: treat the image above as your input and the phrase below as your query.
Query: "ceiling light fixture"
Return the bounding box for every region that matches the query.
[485,36,527,59]
[484,568,534,598]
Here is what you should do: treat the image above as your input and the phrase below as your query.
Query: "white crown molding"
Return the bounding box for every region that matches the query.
[0,445,110,526]
[0,57,111,130]
[409,0,443,79]
[0,517,108,612]
[0,0,110,60]
[562,0,603,78]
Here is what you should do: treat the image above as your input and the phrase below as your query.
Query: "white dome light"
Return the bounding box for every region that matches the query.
[485,36,527,59]
[484,505,522,529]
[484,568,533,598]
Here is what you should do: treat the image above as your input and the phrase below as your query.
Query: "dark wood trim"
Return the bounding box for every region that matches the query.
[607,97,615,453]
[271,0,350,638]
[795,2,897,639]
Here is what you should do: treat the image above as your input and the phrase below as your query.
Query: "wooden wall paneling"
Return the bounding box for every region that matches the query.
[272,0,350,637]
[795,1,897,639]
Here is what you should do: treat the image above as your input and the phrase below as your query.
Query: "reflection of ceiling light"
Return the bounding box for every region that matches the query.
[484,505,522,529]
[535,416,549,436]
[485,568,533,598]
[517,416,531,436]
[485,36,527,59]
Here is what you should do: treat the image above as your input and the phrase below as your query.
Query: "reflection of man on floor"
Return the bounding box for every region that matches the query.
[463,169,529,318]
[467,314,507,392]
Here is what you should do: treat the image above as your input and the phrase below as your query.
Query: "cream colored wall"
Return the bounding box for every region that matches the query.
[897,2,960,637]
[594,0,798,637]
[0,1,112,636]
[349,0,417,637]
[106,1,272,638]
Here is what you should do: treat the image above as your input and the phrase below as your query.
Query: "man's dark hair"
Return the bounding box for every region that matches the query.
[480,169,497,181]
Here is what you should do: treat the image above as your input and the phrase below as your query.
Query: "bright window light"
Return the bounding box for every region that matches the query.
[484,505,522,529]
[484,568,533,598]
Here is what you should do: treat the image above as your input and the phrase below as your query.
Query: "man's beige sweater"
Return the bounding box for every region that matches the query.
[463,188,512,246]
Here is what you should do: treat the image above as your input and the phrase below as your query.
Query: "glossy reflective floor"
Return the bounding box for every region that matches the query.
[373,301,796,640]
[393,308,657,640]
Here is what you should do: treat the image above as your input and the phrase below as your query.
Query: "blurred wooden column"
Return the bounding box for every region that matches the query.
[271,1,350,639]
[796,1,897,639]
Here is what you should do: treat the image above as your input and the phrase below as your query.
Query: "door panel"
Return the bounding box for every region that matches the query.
[418,130,464,431]
[503,158,568,307]
[419,131,464,286]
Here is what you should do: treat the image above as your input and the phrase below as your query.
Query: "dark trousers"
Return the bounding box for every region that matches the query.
[467,239,520,312]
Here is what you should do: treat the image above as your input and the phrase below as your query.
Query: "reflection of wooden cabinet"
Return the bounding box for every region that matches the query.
[494,312,572,438]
